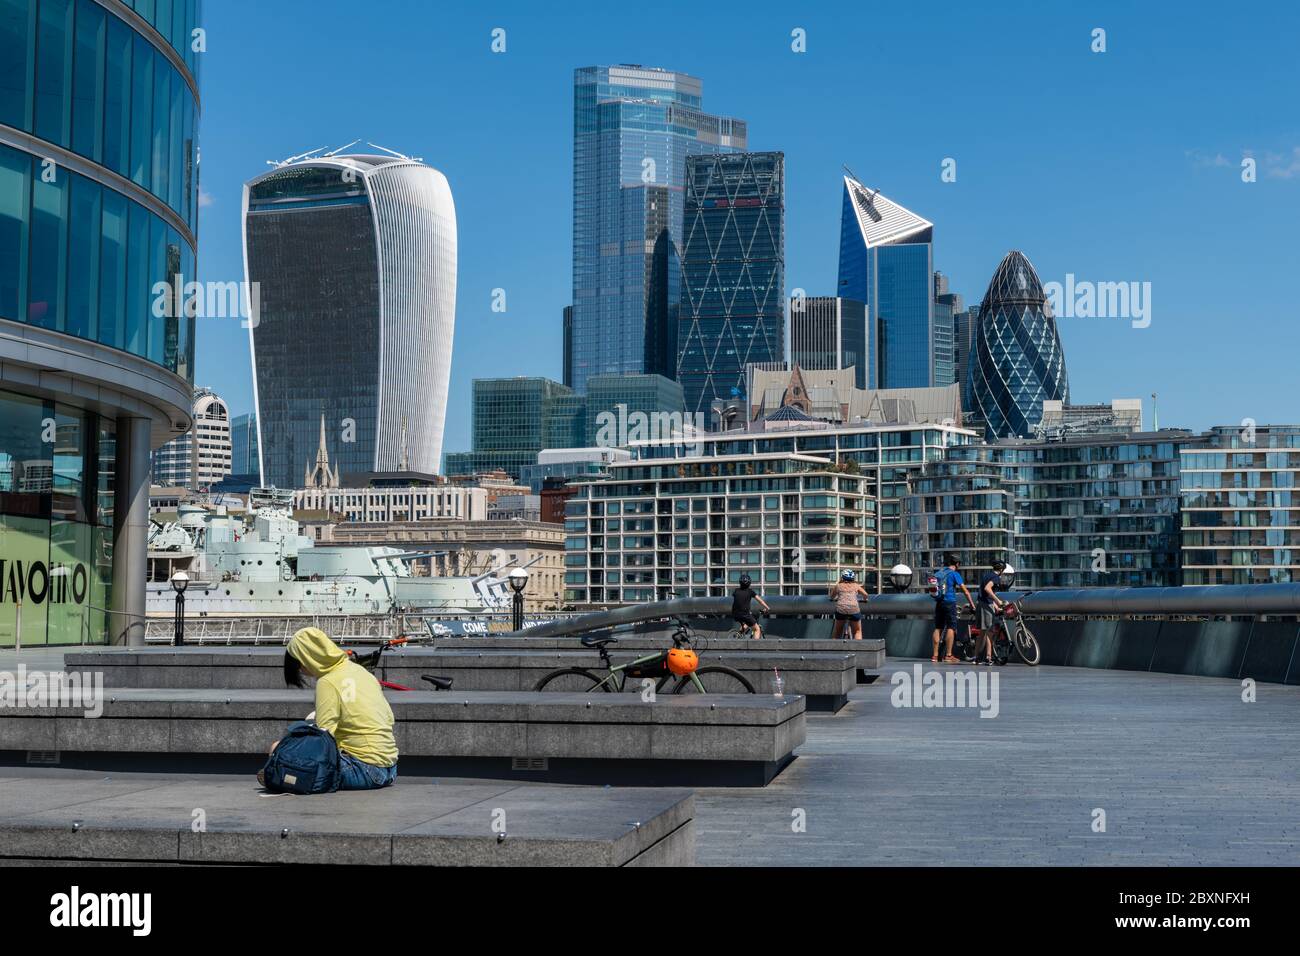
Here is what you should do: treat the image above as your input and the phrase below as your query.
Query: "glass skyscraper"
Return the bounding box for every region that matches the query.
[968,250,1070,440]
[677,151,785,414]
[230,411,258,477]
[244,152,458,489]
[0,0,201,645]
[569,65,746,393]
[932,272,960,388]
[789,296,869,389]
[837,174,934,389]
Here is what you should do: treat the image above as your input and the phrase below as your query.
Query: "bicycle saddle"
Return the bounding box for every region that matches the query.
[581,635,617,649]
[421,675,454,690]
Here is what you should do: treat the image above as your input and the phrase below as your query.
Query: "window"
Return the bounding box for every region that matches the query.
[35,0,73,147]
[28,167,68,331]
[0,0,32,128]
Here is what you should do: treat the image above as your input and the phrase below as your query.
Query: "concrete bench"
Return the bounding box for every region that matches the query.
[72,647,856,712]
[0,775,694,866]
[434,635,886,679]
[0,689,805,787]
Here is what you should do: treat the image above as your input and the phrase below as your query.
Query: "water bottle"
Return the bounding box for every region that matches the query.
[770,668,784,699]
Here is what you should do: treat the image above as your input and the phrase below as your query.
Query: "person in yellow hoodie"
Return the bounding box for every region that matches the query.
[259,627,399,790]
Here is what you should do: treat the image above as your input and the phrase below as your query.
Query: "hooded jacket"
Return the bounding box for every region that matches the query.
[287,628,398,768]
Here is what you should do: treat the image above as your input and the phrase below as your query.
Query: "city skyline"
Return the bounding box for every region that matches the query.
[191,1,1300,461]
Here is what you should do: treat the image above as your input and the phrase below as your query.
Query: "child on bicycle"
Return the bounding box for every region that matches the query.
[731,574,770,639]
[828,569,870,640]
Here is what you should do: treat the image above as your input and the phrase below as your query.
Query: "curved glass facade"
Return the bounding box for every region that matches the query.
[0,0,198,376]
[968,251,1069,440]
[0,387,116,645]
[0,1,200,647]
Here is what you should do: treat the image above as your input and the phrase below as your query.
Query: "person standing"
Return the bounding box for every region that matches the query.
[975,559,1008,664]
[931,554,975,663]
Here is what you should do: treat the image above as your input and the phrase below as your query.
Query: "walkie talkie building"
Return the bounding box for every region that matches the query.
[968,250,1069,440]
[243,152,457,487]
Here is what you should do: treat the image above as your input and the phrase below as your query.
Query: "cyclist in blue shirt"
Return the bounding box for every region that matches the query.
[931,553,976,663]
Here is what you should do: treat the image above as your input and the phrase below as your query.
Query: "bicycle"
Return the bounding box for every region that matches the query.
[955,599,1041,666]
[346,637,456,691]
[533,616,756,694]
[727,611,770,640]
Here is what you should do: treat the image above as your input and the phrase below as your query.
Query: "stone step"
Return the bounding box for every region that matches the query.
[0,773,694,866]
[72,647,855,712]
[434,635,886,678]
[0,689,805,787]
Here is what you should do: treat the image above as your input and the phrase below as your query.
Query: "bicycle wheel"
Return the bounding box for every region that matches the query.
[672,665,756,694]
[1013,622,1042,666]
[533,668,611,692]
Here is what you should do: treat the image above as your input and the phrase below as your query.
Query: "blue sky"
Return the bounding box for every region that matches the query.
[194,0,1299,456]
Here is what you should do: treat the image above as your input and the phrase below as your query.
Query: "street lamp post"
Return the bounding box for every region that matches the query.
[171,570,189,646]
[889,563,914,593]
[508,567,529,632]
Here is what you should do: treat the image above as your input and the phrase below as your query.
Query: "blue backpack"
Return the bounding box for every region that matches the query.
[931,567,953,603]
[261,721,341,794]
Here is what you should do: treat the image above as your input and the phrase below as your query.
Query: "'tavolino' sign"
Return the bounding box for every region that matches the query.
[0,559,90,608]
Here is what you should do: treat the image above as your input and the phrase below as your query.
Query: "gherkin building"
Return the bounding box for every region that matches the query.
[967,251,1069,440]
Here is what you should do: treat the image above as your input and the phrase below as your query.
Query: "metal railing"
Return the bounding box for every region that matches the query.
[511,583,1300,639]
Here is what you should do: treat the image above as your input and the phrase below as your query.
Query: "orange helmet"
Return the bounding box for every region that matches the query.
[666,647,699,677]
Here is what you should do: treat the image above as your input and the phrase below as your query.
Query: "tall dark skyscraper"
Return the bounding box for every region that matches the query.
[677,151,786,414]
[569,65,746,393]
[243,151,457,488]
[641,184,678,381]
[968,250,1070,439]
[837,174,934,389]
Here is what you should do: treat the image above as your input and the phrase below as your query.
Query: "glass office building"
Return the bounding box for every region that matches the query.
[445,378,583,480]
[585,373,687,447]
[1181,425,1300,584]
[230,411,258,477]
[932,272,960,388]
[0,0,200,645]
[968,251,1070,440]
[446,374,688,480]
[244,152,458,488]
[569,65,746,392]
[837,175,934,389]
[790,297,869,389]
[678,151,785,414]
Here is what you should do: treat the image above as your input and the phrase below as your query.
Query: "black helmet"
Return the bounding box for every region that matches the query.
[944,552,960,568]
[991,559,1007,573]
[738,574,752,587]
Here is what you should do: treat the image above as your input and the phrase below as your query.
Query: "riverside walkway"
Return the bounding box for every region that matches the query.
[3,648,1298,866]
[694,660,1300,866]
